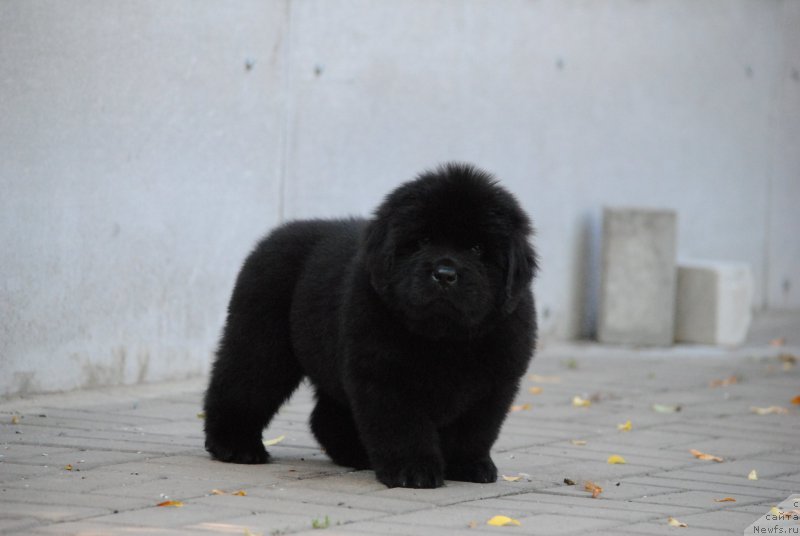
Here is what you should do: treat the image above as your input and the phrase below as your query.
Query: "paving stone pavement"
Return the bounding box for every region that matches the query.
[1,339,798,535]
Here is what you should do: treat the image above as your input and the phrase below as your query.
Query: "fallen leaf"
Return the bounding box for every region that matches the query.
[617,420,632,432]
[243,529,261,536]
[64,464,73,471]
[770,506,781,516]
[156,500,184,507]
[563,478,575,485]
[487,515,521,527]
[709,375,739,388]
[501,475,521,482]
[778,353,797,364]
[652,404,681,413]
[211,489,226,495]
[570,439,587,446]
[528,386,543,395]
[467,520,479,529]
[529,374,561,383]
[509,403,531,412]
[667,516,688,527]
[233,490,247,496]
[791,395,800,405]
[714,497,736,502]
[572,396,591,407]
[748,470,758,480]
[584,481,603,498]
[263,435,285,447]
[607,455,626,464]
[690,449,724,462]
[751,406,789,415]
[196,412,206,419]
[10,415,20,425]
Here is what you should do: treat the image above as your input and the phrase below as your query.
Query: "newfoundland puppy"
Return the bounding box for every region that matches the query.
[204,163,537,488]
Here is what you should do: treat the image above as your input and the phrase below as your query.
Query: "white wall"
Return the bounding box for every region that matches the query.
[1,0,798,396]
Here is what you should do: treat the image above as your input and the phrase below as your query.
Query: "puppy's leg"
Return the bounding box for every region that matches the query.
[310,393,370,470]
[440,387,518,483]
[347,385,444,488]
[204,310,302,464]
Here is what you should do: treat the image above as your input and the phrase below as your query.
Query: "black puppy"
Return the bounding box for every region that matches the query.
[203,163,537,488]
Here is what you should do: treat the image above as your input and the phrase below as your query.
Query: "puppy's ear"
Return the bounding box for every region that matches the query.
[503,235,537,314]
[363,217,393,293]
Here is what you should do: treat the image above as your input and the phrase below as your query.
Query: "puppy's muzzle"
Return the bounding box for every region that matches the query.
[432,261,458,287]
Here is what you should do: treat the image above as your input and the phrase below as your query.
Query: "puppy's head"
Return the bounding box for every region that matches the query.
[364,163,536,340]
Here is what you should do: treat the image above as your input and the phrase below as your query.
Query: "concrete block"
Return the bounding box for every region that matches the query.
[675,261,753,346]
[598,208,677,346]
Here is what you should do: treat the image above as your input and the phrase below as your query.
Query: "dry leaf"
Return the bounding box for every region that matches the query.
[467,520,479,529]
[64,464,73,471]
[709,375,739,388]
[501,475,522,482]
[690,449,724,462]
[617,420,632,432]
[748,470,758,480]
[791,395,800,405]
[607,455,626,464]
[778,353,797,364]
[667,516,688,527]
[584,481,603,498]
[652,404,681,413]
[211,489,226,495]
[770,506,781,516]
[528,386,543,395]
[714,497,736,502]
[233,490,247,496]
[10,415,20,425]
[563,478,575,485]
[263,435,285,447]
[157,500,184,507]
[529,374,561,383]
[572,396,591,407]
[510,403,531,412]
[751,406,788,415]
[770,338,786,347]
[486,515,521,527]
[570,439,587,446]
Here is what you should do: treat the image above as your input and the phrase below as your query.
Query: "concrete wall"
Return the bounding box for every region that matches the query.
[1,0,798,396]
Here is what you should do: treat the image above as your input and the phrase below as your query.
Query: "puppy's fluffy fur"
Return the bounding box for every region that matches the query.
[204,163,537,488]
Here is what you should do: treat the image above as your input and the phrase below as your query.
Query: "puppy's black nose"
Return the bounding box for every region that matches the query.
[432,264,458,286]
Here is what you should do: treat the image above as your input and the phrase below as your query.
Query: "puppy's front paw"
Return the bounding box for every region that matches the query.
[377,460,444,489]
[205,435,270,465]
[445,456,497,483]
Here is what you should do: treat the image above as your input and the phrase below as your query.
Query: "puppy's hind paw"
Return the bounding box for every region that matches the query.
[445,457,497,483]
[205,436,270,465]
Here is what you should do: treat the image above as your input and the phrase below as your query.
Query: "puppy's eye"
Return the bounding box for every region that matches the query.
[470,244,483,256]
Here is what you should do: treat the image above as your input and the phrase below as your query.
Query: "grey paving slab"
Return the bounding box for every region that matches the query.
[1,339,799,535]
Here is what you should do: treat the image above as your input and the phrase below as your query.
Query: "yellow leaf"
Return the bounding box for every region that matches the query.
[667,516,688,527]
[584,481,603,498]
[233,490,247,496]
[748,470,758,480]
[529,374,561,383]
[617,420,632,432]
[607,455,626,464]
[501,475,521,482]
[791,395,800,405]
[709,375,739,388]
[751,406,788,415]
[211,489,226,495]
[570,439,587,446]
[156,500,184,507]
[770,506,781,516]
[263,435,285,447]
[10,415,20,425]
[528,386,543,395]
[64,464,73,471]
[714,497,736,502]
[510,403,531,412]
[689,449,723,462]
[572,396,591,407]
[487,515,521,527]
